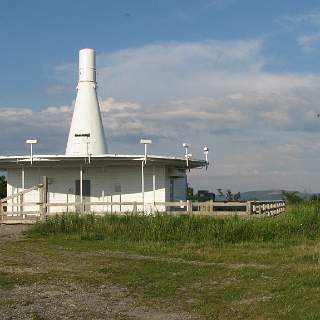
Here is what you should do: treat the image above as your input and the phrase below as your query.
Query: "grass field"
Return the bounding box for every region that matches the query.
[2,202,320,319]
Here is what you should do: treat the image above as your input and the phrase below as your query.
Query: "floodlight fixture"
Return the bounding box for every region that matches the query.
[140,139,152,145]
[182,143,191,148]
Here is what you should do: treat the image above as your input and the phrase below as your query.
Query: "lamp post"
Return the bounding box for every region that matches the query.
[25,139,38,164]
[204,146,209,170]
[140,139,152,164]
[140,139,152,212]
[182,143,192,169]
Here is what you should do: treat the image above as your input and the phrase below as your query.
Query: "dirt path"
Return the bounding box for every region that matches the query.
[73,249,270,270]
[1,282,192,320]
[0,224,31,240]
[0,225,198,320]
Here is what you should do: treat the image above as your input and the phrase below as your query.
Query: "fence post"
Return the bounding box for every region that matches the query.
[42,176,48,219]
[0,203,3,223]
[39,185,43,219]
[133,202,137,214]
[20,193,24,219]
[246,201,253,215]
[81,203,84,214]
[187,200,192,214]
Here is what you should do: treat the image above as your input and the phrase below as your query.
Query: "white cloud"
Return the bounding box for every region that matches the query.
[297,32,320,51]
[203,0,236,10]
[94,40,265,105]
[45,85,71,96]
[280,11,320,51]
[44,105,72,114]
[99,97,141,113]
[0,108,32,119]
[2,39,320,191]
[282,12,320,28]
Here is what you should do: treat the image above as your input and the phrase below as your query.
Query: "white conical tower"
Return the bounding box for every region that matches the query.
[66,48,108,155]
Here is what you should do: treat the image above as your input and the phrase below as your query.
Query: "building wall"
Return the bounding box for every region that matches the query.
[6,164,186,213]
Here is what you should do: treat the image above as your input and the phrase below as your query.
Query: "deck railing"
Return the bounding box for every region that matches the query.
[0,177,286,224]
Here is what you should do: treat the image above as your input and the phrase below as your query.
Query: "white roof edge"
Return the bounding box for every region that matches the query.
[0,154,206,165]
[0,153,194,159]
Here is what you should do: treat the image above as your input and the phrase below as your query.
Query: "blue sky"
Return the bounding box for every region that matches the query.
[1,0,320,108]
[2,0,320,192]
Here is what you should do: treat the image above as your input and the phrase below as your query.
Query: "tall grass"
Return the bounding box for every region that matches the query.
[28,202,320,243]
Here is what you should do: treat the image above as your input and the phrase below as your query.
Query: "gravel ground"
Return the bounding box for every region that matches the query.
[0,225,196,320]
[0,224,31,240]
[0,282,190,320]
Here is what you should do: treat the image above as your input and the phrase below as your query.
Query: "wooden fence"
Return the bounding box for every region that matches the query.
[0,178,286,224]
[194,200,286,216]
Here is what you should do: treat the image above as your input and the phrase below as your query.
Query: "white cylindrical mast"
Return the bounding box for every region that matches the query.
[66,49,108,155]
[79,48,96,82]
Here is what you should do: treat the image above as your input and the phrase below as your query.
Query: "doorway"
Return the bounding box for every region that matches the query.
[75,180,91,212]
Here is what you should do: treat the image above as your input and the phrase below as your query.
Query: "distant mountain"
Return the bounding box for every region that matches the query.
[239,190,309,201]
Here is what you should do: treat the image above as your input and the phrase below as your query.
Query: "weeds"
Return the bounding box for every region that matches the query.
[7,201,320,319]
[27,201,320,243]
